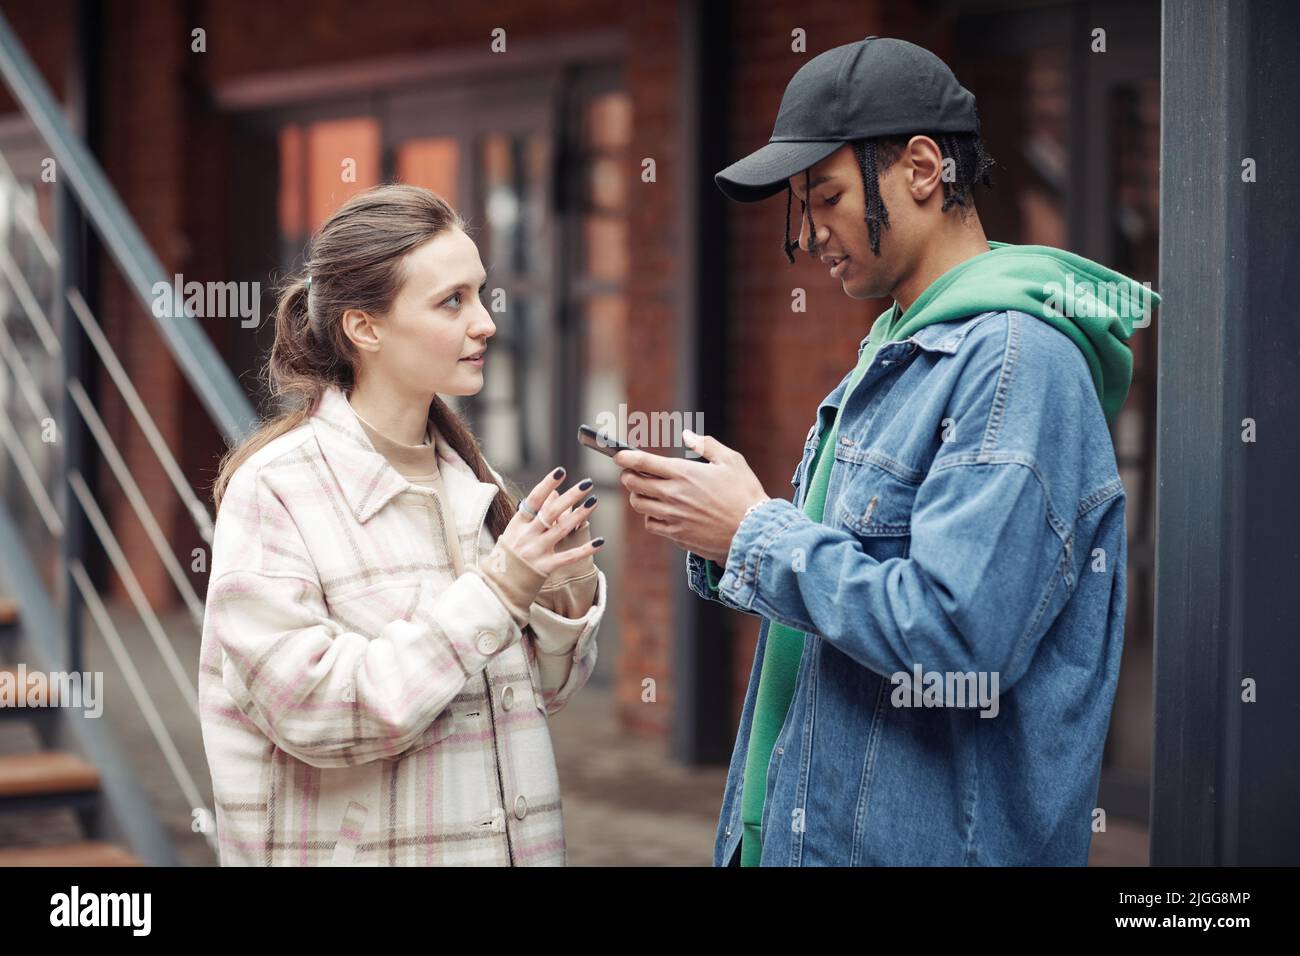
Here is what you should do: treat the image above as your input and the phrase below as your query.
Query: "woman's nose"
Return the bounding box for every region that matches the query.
[471,305,496,338]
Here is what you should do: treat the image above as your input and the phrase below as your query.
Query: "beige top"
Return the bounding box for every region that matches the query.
[349,402,597,628]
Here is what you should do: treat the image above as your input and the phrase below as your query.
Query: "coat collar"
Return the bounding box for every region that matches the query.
[856,309,1001,358]
[309,383,503,531]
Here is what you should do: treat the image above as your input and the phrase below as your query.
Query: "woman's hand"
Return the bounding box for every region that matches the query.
[498,467,603,575]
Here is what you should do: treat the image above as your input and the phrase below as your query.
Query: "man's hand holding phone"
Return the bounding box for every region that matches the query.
[588,426,770,564]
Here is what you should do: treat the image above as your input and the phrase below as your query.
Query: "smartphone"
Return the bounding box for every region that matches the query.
[577,424,637,458]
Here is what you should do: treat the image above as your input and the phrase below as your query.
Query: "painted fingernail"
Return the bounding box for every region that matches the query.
[583,495,598,509]
[593,537,605,548]
[552,467,565,480]
[578,478,593,491]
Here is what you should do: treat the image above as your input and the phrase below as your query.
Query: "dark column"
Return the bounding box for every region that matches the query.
[671,0,732,764]
[1155,0,1300,865]
[57,0,101,672]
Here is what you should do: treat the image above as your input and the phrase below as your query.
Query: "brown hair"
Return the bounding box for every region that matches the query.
[211,183,518,538]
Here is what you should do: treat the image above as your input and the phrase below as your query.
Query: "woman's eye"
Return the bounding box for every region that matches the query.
[443,291,463,309]
[826,193,842,206]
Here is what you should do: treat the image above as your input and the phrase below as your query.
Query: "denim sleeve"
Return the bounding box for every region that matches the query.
[711,456,1071,690]
[686,550,763,618]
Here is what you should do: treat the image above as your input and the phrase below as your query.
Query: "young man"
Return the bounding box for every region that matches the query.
[612,36,1157,865]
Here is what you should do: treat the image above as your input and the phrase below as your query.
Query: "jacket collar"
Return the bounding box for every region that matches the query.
[815,311,1005,438]
[309,383,502,531]
[856,309,1001,358]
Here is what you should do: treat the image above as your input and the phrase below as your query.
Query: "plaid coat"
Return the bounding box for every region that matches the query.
[198,384,605,865]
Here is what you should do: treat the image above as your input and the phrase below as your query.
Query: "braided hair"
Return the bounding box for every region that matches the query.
[783,131,995,262]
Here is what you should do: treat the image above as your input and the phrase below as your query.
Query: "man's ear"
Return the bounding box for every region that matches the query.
[904,135,945,204]
[342,308,381,352]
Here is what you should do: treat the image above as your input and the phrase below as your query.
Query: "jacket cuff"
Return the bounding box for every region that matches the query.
[472,540,547,628]
[535,521,597,619]
[530,569,604,658]
[713,497,802,611]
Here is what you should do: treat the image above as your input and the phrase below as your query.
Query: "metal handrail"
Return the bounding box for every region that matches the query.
[0,149,55,268]
[0,164,217,599]
[0,273,56,421]
[66,379,207,620]
[0,395,61,535]
[0,7,261,865]
[69,559,214,854]
[0,243,58,357]
[0,211,212,602]
[67,290,217,543]
[0,7,256,442]
[69,471,200,716]
[0,504,180,865]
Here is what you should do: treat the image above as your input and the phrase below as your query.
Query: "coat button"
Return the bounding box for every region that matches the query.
[514,794,528,819]
[501,684,514,711]
[476,631,499,656]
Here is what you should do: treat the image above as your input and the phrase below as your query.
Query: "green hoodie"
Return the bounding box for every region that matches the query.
[732,241,1157,866]
[877,240,1157,422]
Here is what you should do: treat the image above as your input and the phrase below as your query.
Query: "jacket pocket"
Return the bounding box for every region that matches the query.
[325,579,423,639]
[832,459,921,559]
[330,800,369,866]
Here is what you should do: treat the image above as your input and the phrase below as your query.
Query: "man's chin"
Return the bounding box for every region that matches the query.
[841,276,884,300]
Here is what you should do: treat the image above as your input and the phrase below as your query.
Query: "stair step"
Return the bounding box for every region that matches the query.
[0,665,61,708]
[0,841,141,866]
[0,751,100,799]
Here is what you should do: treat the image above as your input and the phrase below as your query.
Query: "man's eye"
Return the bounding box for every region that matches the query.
[826,193,842,206]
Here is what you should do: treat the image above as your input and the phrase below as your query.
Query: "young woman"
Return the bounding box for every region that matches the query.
[198,183,606,866]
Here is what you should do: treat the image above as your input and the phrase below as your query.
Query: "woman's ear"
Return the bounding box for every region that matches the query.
[342,308,381,352]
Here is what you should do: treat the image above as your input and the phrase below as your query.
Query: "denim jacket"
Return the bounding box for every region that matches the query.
[687,309,1127,866]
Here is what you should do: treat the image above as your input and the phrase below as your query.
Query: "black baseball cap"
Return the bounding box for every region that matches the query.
[715,36,979,203]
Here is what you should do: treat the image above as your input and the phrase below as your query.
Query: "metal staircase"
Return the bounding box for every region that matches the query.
[0,9,256,865]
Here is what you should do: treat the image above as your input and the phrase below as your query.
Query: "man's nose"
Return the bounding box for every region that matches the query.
[798,210,824,254]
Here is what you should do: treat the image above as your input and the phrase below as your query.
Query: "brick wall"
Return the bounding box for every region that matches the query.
[0,0,70,112]
[1,0,1145,754]
[616,0,681,737]
[94,1,191,608]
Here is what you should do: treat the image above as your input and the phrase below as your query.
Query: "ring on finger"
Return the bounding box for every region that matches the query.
[518,499,540,520]
[528,499,555,530]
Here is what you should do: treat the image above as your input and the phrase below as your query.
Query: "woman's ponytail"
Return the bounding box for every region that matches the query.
[211,273,335,514]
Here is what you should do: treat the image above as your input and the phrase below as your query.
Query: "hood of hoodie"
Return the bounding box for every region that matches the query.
[864,241,1158,423]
